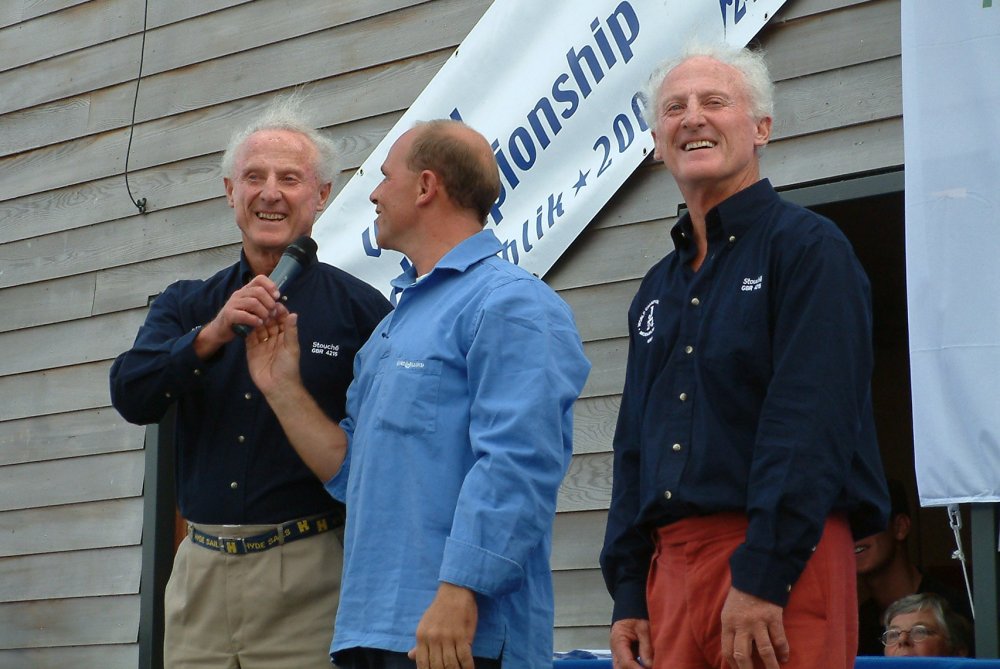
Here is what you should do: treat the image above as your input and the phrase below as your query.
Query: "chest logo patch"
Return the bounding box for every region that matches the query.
[741,275,763,292]
[311,341,340,357]
[637,300,659,342]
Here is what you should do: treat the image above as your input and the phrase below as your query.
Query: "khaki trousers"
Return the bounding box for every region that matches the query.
[164,519,343,669]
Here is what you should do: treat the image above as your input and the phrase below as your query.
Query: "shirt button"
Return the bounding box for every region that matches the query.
[811,545,817,552]
[237,435,245,443]
[663,490,672,500]
[690,297,700,306]
[165,392,172,399]
[672,443,682,452]
[244,392,252,400]
[786,584,792,593]
[230,482,238,490]
[684,345,694,354]
[729,235,736,243]
[193,369,201,376]
[679,392,688,402]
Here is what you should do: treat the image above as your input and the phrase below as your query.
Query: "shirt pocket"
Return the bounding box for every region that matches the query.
[375,357,442,435]
[700,287,771,384]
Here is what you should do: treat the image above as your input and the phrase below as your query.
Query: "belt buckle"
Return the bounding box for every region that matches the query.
[220,535,246,555]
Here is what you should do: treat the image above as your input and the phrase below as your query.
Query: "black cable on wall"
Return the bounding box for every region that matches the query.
[124,0,151,214]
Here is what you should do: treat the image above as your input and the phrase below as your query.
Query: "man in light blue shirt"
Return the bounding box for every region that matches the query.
[246,119,591,669]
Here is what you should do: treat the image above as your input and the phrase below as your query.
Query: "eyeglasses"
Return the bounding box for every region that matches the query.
[881,625,939,647]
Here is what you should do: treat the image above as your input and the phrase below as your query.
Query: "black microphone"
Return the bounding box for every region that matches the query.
[232,235,318,338]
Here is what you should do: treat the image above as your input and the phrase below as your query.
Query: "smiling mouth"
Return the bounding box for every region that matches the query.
[256,212,286,221]
[684,140,716,151]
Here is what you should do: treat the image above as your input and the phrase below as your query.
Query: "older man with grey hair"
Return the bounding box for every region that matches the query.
[110,97,391,667]
[600,43,888,669]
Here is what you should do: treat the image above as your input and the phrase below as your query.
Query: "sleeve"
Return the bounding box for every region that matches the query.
[437,280,590,597]
[324,350,365,503]
[323,430,352,503]
[730,231,875,606]
[599,304,655,622]
[108,283,214,425]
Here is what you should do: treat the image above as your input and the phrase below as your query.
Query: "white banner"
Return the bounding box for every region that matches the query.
[313,0,785,301]
[902,1,1000,505]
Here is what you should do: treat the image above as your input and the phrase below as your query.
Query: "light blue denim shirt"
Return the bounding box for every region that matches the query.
[326,230,590,668]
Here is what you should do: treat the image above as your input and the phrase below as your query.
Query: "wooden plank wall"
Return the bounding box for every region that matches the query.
[0,0,489,665]
[0,0,902,663]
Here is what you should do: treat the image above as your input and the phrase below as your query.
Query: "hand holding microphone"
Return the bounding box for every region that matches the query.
[232,235,318,337]
[191,236,318,361]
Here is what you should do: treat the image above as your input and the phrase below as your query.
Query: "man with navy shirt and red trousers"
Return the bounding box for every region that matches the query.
[600,44,889,669]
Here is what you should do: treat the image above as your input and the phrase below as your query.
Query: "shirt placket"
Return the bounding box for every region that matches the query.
[660,266,705,504]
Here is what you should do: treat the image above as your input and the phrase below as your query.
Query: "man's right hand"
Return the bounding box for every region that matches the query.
[610,618,652,669]
[720,587,788,669]
[195,275,279,358]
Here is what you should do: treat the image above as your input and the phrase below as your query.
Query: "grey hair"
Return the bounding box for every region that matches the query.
[220,93,336,184]
[883,592,971,654]
[641,42,774,129]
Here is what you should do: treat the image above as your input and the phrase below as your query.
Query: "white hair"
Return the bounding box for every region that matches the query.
[220,93,336,184]
[641,42,774,129]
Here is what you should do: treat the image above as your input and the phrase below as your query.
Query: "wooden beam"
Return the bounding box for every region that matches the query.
[0,451,145,513]
[0,498,143,558]
[0,408,143,466]
[0,546,141,603]
[0,595,139,649]
[0,643,138,669]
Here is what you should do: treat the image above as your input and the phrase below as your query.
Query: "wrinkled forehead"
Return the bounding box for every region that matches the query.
[661,56,748,100]
[237,129,319,170]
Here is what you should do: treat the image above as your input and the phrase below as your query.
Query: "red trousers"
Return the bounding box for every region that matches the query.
[646,513,857,669]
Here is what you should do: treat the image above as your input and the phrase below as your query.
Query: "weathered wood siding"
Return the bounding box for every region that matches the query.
[0,0,902,663]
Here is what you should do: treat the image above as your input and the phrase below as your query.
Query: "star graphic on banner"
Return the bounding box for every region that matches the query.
[572,169,590,196]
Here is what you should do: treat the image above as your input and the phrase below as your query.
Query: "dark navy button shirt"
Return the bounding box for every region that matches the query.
[110,252,391,524]
[601,179,888,617]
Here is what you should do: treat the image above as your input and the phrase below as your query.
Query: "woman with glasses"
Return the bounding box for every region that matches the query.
[882,592,972,657]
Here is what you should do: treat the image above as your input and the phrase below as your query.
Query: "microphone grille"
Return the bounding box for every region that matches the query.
[284,235,318,265]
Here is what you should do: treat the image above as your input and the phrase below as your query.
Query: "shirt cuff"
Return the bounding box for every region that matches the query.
[610,579,650,622]
[729,544,805,607]
[168,326,211,385]
[439,536,524,597]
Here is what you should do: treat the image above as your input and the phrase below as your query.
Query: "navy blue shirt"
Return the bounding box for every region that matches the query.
[601,179,888,618]
[109,252,391,524]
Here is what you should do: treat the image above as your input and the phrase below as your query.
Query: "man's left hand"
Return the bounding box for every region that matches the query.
[720,587,789,669]
[245,304,301,398]
[409,582,478,669]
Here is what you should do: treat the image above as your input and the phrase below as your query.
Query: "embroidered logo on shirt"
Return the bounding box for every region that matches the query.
[311,341,340,357]
[396,360,425,370]
[638,300,659,343]
[741,275,763,292]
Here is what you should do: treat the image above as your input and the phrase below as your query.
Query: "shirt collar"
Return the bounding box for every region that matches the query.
[670,178,776,262]
[390,229,501,290]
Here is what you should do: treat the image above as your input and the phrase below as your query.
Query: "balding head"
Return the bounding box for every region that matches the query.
[406,120,500,224]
